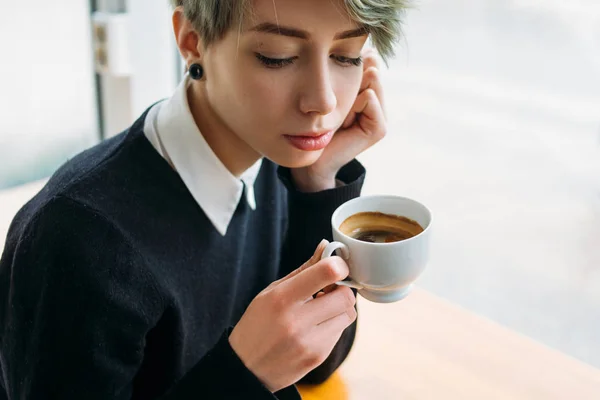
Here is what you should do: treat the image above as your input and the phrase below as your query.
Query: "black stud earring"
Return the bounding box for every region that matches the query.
[189,63,204,80]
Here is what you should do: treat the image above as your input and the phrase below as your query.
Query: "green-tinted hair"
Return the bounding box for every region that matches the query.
[169,0,410,63]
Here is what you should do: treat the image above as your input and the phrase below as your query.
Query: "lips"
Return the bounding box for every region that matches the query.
[284,131,334,151]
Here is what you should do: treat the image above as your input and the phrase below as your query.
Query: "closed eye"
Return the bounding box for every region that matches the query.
[332,55,363,67]
[255,53,363,69]
[255,53,297,69]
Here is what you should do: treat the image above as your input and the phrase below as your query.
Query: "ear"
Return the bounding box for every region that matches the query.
[172,6,204,66]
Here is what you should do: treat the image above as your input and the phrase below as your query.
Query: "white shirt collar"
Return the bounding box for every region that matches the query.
[143,75,263,236]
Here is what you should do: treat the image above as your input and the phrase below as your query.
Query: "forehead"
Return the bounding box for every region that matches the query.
[244,0,363,34]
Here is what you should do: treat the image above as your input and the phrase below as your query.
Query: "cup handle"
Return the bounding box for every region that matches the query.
[321,241,364,290]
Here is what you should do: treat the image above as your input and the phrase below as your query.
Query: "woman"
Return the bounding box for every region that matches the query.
[0,0,408,398]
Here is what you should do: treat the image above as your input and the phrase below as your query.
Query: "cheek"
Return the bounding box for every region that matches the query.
[206,57,286,127]
[335,72,362,112]
[246,78,287,112]
[226,72,294,135]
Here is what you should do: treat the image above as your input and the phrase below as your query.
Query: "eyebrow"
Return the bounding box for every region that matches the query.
[249,22,368,40]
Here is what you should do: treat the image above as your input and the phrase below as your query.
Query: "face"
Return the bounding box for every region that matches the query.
[200,0,368,168]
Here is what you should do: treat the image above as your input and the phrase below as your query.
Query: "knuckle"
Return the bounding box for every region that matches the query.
[300,345,324,369]
[268,288,289,313]
[365,88,377,99]
[321,257,348,282]
[254,290,271,305]
[363,51,378,63]
[320,259,338,282]
[301,354,320,371]
[308,348,323,366]
[264,279,280,291]
[365,66,379,79]
[346,307,358,324]
[340,287,356,309]
[369,51,381,64]
[312,352,327,368]
[293,333,311,354]
[283,319,300,341]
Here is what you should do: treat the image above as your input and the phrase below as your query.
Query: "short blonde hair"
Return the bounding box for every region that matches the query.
[170,0,410,63]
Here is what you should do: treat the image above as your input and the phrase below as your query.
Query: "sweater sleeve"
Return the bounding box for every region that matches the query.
[0,196,299,400]
[277,159,366,384]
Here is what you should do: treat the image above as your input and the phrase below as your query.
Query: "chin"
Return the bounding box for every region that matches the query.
[266,147,324,169]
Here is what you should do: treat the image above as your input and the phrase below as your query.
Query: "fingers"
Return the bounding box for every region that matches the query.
[343,83,382,131]
[361,67,385,119]
[280,256,350,303]
[270,239,329,288]
[302,286,356,325]
[352,88,386,140]
[322,283,337,294]
[360,48,385,117]
[316,297,358,333]
[301,292,357,366]
[361,47,380,71]
[342,109,357,129]
[342,48,383,130]
[312,239,329,260]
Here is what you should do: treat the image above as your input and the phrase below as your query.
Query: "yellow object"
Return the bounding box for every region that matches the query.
[297,372,349,400]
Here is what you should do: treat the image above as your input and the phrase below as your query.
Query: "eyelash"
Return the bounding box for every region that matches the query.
[255,53,363,69]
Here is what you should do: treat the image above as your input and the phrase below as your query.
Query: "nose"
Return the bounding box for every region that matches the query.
[298,61,337,116]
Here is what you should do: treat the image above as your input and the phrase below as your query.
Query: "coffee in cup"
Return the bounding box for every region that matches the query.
[339,211,424,244]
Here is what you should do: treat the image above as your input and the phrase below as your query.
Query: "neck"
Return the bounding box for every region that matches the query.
[187,82,261,177]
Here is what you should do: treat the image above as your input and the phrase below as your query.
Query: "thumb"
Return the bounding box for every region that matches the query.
[295,239,330,276]
[342,110,357,129]
[270,239,330,288]
[308,239,329,264]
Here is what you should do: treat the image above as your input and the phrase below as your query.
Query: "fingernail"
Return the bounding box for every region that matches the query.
[314,239,329,257]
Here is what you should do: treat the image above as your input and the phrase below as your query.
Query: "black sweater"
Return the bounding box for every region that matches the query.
[0,108,366,399]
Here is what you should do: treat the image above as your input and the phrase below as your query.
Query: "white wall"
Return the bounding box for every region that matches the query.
[0,1,99,189]
[95,0,179,139]
[127,0,180,118]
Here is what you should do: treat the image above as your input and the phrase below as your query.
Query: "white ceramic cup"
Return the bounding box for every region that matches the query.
[321,195,432,303]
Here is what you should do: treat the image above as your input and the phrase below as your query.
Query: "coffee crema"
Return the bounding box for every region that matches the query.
[339,212,424,243]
